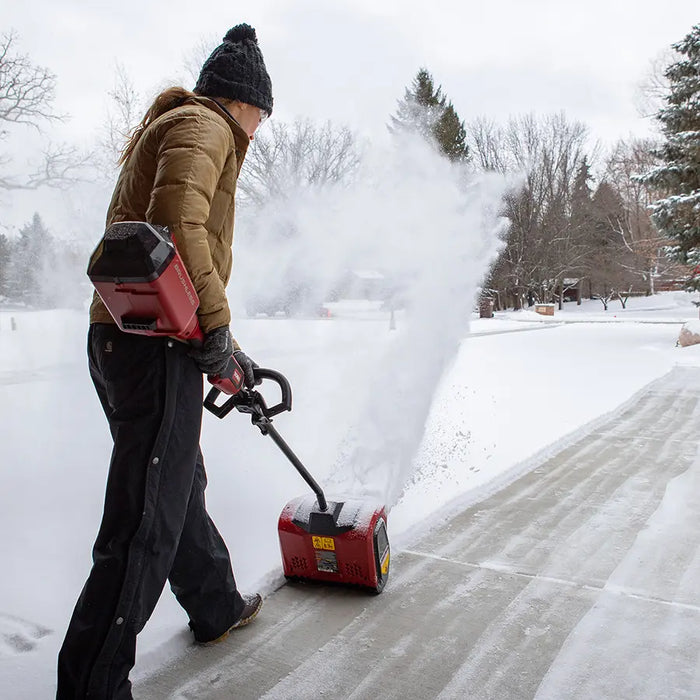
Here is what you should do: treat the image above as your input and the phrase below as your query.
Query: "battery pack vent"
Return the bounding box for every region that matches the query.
[122,317,158,331]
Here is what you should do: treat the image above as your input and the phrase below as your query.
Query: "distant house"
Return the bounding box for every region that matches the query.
[332,270,391,301]
[561,278,582,303]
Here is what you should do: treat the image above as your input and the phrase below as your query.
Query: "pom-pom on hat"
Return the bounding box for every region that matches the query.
[194,24,273,116]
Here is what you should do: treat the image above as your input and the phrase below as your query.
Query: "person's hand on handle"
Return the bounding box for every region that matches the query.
[233,349,261,388]
[189,326,233,376]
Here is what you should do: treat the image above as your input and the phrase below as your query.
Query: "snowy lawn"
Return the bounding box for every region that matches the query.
[1,292,699,698]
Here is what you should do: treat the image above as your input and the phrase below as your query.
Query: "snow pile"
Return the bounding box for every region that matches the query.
[389,321,683,537]
[678,320,700,347]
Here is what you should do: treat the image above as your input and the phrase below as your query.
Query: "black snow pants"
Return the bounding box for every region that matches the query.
[57,324,245,699]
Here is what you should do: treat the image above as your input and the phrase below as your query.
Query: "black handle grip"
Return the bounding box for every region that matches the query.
[252,367,292,417]
[203,366,292,420]
[203,387,235,419]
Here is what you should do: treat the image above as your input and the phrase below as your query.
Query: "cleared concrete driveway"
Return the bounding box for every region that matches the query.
[136,367,700,700]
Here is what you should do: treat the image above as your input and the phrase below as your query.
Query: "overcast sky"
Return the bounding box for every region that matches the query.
[2,1,699,236]
[4,1,699,147]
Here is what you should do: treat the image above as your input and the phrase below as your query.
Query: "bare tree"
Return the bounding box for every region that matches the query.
[634,48,676,122]
[181,35,219,86]
[0,30,63,127]
[100,63,143,173]
[237,119,361,207]
[605,138,681,294]
[476,113,594,309]
[100,36,213,173]
[0,144,88,191]
[467,117,508,172]
[0,30,86,190]
[474,115,687,311]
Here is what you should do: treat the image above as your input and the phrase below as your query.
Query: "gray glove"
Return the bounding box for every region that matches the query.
[190,326,233,376]
[234,349,261,389]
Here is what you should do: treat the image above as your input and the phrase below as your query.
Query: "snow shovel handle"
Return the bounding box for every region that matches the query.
[259,421,328,512]
[203,367,292,419]
[203,368,329,512]
[252,368,293,415]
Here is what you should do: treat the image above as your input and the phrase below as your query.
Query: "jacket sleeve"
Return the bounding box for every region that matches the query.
[146,111,234,334]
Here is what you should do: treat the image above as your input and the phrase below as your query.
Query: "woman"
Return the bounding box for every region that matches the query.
[57,24,272,700]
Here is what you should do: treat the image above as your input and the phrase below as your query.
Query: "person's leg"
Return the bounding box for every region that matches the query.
[57,325,204,699]
[168,451,245,642]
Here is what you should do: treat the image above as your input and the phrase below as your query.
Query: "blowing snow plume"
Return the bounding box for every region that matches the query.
[232,131,508,509]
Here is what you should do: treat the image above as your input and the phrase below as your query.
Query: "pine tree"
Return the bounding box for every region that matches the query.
[568,159,595,294]
[389,68,444,141]
[8,213,53,305]
[390,68,470,162]
[570,159,594,227]
[591,181,626,248]
[642,24,700,285]
[434,102,469,162]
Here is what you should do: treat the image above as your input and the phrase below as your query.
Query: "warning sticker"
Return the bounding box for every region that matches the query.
[312,536,335,551]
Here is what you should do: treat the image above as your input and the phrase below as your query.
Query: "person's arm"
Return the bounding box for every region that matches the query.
[146,110,235,334]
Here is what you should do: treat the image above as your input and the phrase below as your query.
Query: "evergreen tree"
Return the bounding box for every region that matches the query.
[642,24,700,285]
[586,181,640,305]
[390,68,444,140]
[591,181,626,248]
[567,159,596,299]
[434,102,469,162]
[8,213,53,305]
[390,68,470,162]
[570,159,594,229]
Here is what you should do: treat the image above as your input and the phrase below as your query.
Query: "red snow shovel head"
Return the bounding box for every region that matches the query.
[279,495,390,593]
[204,374,390,594]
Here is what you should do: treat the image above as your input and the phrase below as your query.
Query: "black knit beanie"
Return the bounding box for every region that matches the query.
[194,24,273,115]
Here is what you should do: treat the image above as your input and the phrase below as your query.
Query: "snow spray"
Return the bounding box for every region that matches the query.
[232,133,509,509]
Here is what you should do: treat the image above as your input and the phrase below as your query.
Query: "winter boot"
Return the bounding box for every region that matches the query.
[198,594,263,646]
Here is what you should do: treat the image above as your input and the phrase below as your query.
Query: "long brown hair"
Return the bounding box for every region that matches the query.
[118,86,195,165]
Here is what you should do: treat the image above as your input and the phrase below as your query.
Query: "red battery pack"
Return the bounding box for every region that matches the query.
[88,221,244,395]
[88,222,201,342]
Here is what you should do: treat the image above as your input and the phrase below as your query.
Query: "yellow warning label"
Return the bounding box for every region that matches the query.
[312,536,335,551]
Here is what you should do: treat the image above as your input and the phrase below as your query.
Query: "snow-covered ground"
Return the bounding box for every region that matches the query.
[1,291,700,698]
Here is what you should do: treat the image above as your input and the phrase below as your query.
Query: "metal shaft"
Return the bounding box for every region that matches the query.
[262,422,328,512]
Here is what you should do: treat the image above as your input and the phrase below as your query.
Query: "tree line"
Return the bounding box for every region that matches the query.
[238,64,689,312]
[388,67,689,311]
[474,118,683,310]
[1,24,698,312]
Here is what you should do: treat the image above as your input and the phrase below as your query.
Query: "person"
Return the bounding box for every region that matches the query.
[57,23,273,700]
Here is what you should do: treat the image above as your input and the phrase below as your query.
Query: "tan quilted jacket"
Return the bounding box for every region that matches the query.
[89,96,249,336]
